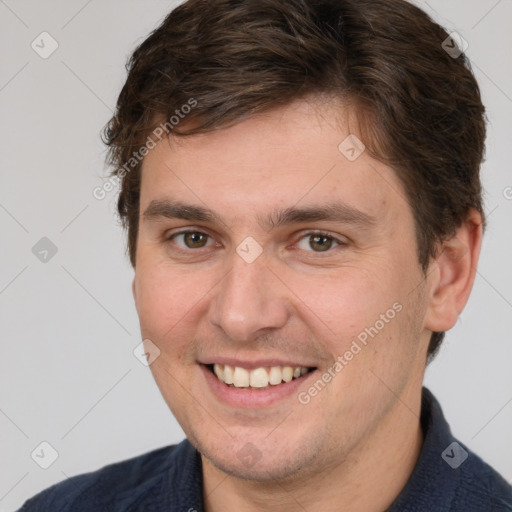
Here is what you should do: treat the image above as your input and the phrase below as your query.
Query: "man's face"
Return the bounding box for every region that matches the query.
[133,99,432,482]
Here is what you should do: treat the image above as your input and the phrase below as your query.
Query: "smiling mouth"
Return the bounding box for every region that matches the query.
[207,363,316,389]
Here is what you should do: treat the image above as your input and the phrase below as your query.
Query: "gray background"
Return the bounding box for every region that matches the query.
[0,1,511,510]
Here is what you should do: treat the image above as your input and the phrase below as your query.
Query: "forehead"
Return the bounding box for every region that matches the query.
[139,99,411,229]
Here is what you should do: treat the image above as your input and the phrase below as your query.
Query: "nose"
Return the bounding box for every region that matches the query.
[208,250,290,343]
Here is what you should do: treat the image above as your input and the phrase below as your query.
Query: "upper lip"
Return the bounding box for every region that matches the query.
[199,357,316,370]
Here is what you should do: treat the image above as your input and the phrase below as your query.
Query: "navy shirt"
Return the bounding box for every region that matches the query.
[19,388,512,511]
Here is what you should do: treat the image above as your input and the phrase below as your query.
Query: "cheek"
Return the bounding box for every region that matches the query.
[290,263,423,387]
[134,263,204,339]
[286,266,397,343]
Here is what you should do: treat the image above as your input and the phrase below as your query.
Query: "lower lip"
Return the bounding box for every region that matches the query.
[200,364,316,408]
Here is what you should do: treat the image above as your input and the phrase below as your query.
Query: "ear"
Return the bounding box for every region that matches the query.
[132,277,137,302]
[424,209,483,333]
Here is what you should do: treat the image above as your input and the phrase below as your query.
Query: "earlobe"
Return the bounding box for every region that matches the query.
[424,209,483,333]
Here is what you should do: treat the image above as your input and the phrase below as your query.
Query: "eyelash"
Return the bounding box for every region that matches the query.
[165,229,347,255]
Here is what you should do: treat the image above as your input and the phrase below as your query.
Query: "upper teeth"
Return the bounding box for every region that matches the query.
[213,364,309,388]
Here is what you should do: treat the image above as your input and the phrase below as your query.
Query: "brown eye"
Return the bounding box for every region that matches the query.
[309,234,334,252]
[296,232,342,253]
[171,231,213,249]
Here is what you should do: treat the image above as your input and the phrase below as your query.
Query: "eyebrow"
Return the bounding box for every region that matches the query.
[142,199,377,230]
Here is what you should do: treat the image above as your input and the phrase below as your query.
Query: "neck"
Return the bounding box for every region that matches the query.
[202,385,424,512]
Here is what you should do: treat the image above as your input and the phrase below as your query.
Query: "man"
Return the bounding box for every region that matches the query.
[20,0,512,510]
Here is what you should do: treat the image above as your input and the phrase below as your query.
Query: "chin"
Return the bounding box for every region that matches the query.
[191,428,326,483]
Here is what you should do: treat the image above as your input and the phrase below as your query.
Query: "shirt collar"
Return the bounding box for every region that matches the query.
[387,386,460,511]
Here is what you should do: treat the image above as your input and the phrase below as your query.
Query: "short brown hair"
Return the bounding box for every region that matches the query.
[103,0,487,359]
